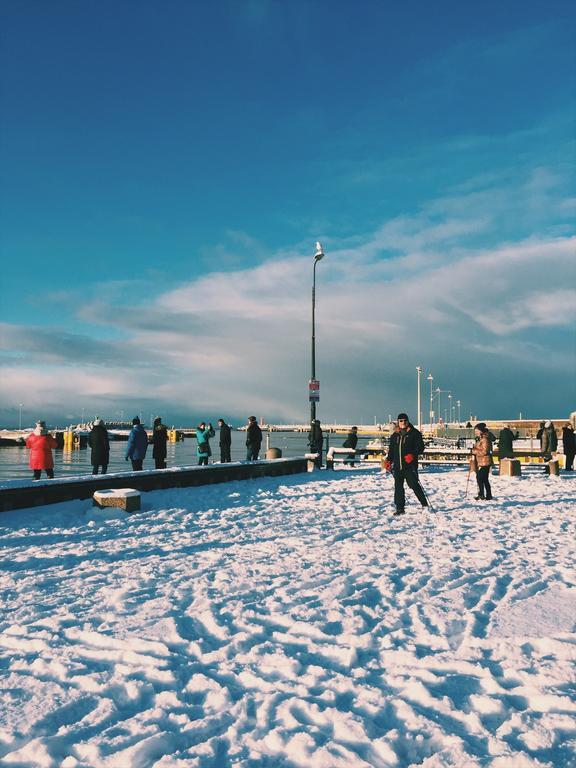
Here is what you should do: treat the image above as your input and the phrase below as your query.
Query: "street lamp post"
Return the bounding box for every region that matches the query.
[18,403,23,430]
[427,374,434,426]
[416,366,422,431]
[435,388,442,426]
[435,388,451,426]
[457,399,461,424]
[310,241,324,423]
[448,394,452,425]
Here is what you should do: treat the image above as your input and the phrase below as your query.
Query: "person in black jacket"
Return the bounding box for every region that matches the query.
[498,425,515,459]
[540,420,558,474]
[152,417,168,469]
[89,418,110,475]
[218,418,232,463]
[308,419,324,468]
[343,426,358,466]
[385,413,428,516]
[562,423,575,471]
[246,416,262,461]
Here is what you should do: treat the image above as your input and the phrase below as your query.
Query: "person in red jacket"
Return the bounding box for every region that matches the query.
[26,421,58,480]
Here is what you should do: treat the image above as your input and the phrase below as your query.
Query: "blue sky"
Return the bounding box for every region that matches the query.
[1,0,575,427]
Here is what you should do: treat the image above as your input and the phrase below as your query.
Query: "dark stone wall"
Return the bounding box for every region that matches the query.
[0,459,309,513]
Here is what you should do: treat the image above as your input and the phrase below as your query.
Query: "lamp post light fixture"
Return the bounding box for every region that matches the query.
[416,366,422,431]
[18,403,23,430]
[310,241,324,423]
[435,388,451,426]
[427,374,434,426]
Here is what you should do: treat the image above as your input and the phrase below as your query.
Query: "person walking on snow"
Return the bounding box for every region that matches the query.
[125,417,148,471]
[196,422,215,466]
[89,418,110,475]
[472,422,493,500]
[26,420,58,480]
[384,413,428,516]
[152,417,168,469]
[562,423,575,471]
[218,418,232,463]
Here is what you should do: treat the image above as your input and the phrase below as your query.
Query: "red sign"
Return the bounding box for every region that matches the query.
[308,379,320,402]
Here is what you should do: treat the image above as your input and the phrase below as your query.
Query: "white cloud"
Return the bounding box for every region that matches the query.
[2,166,575,423]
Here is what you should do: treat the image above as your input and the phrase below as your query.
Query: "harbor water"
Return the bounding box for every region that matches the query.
[0,431,375,482]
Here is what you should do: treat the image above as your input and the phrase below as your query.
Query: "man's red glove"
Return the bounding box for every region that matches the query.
[384,460,392,471]
[405,453,414,464]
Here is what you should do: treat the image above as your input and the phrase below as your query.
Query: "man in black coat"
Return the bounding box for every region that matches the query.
[246,416,262,461]
[562,423,575,471]
[498,425,515,459]
[89,418,110,475]
[152,417,168,469]
[385,412,428,515]
[308,419,324,468]
[218,418,232,463]
[343,426,358,466]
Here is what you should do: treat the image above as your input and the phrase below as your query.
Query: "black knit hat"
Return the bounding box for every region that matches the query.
[397,413,409,421]
[132,416,140,425]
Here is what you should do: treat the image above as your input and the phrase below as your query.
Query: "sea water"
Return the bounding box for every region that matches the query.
[0,431,373,481]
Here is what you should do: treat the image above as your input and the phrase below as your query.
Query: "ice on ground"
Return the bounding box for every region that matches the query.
[0,468,574,767]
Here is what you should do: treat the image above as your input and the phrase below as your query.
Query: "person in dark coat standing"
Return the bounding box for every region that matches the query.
[218,418,232,463]
[26,421,58,480]
[308,419,324,468]
[246,416,262,461]
[498,424,515,460]
[343,426,358,466]
[89,418,110,474]
[152,417,168,469]
[540,420,558,474]
[562,423,575,471]
[125,417,148,471]
[385,413,428,515]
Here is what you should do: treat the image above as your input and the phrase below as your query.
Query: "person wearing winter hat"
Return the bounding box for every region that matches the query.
[152,417,168,469]
[125,416,148,471]
[472,423,494,500]
[540,420,558,474]
[89,418,110,475]
[384,413,428,515]
[245,416,262,461]
[26,421,58,480]
[196,421,215,466]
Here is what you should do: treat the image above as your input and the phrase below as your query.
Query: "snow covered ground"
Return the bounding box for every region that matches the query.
[0,466,574,768]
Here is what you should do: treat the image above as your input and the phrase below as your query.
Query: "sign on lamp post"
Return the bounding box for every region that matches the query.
[309,379,320,403]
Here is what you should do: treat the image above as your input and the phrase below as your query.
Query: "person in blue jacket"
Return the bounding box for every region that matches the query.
[196,422,215,466]
[125,417,148,471]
